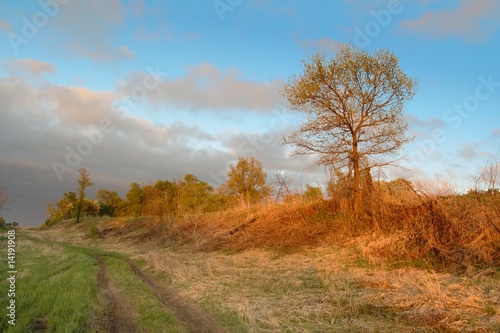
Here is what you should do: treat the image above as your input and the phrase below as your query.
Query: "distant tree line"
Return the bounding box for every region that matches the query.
[46,157,282,225]
[47,156,447,227]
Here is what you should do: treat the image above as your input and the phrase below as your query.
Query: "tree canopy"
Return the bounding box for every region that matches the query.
[76,168,94,223]
[282,44,417,210]
[223,157,271,204]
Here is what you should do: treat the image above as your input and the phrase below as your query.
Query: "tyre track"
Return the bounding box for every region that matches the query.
[128,261,226,333]
[94,255,139,333]
[95,254,226,333]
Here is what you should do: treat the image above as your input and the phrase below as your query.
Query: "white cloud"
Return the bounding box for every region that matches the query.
[400,0,500,42]
[6,59,56,77]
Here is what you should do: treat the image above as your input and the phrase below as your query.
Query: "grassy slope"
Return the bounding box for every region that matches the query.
[33,204,500,332]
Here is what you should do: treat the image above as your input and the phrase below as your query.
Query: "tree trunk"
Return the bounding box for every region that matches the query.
[363,167,374,215]
[76,199,82,223]
[352,142,361,212]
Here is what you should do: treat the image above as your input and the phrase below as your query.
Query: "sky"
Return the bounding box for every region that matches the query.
[0,0,499,226]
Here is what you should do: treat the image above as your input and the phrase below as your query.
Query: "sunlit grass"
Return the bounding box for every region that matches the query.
[0,233,100,332]
[24,202,500,333]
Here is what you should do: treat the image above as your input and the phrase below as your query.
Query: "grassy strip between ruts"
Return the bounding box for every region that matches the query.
[103,255,186,332]
[0,231,186,332]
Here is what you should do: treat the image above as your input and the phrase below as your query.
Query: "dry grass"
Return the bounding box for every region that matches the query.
[37,217,500,332]
[42,192,500,272]
[353,267,500,332]
[114,246,418,332]
[129,246,500,332]
[37,190,500,332]
[356,193,500,271]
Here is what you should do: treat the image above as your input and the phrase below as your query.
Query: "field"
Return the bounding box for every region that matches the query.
[1,199,499,333]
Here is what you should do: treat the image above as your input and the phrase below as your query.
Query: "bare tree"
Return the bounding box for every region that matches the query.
[470,149,500,235]
[480,151,499,193]
[472,147,500,194]
[273,170,294,202]
[282,45,417,210]
[479,163,499,193]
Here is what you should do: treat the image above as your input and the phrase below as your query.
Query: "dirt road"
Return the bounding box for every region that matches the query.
[94,254,225,333]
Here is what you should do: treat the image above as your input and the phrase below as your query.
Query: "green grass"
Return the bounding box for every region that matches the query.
[388,258,434,270]
[0,232,100,332]
[0,232,191,332]
[55,240,187,331]
[103,256,186,333]
[201,297,250,333]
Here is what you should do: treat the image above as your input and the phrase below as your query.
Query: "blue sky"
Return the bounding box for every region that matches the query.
[0,0,499,226]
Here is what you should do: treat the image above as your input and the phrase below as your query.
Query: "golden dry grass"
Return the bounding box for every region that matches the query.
[36,188,500,332]
[36,214,500,332]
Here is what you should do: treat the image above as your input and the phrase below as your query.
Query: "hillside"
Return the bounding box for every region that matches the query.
[30,196,500,332]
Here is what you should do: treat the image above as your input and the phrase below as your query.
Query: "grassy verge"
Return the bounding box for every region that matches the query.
[0,231,100,332]
[0,231,194,332]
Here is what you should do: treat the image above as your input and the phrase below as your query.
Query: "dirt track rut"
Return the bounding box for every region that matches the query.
[95,254,226,333]
[95,255,138,333]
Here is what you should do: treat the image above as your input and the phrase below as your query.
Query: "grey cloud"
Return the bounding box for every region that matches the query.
[0,72,317,226]
[49,86,116,125]
[406,114,444,130]
[119,63,286,112]
[405,114,444,141]
[0,19,11,31]
[68,42,135,62]
[45,0,135,62]
[46,84,217,150]
[133,19,174,42]
[0,158,60,225]
[299,38,341,53]
[458,143,480,160]
[1,0,133,62]
[0,76,248,225]
[55,0,125,34]
[213,129,324,187]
